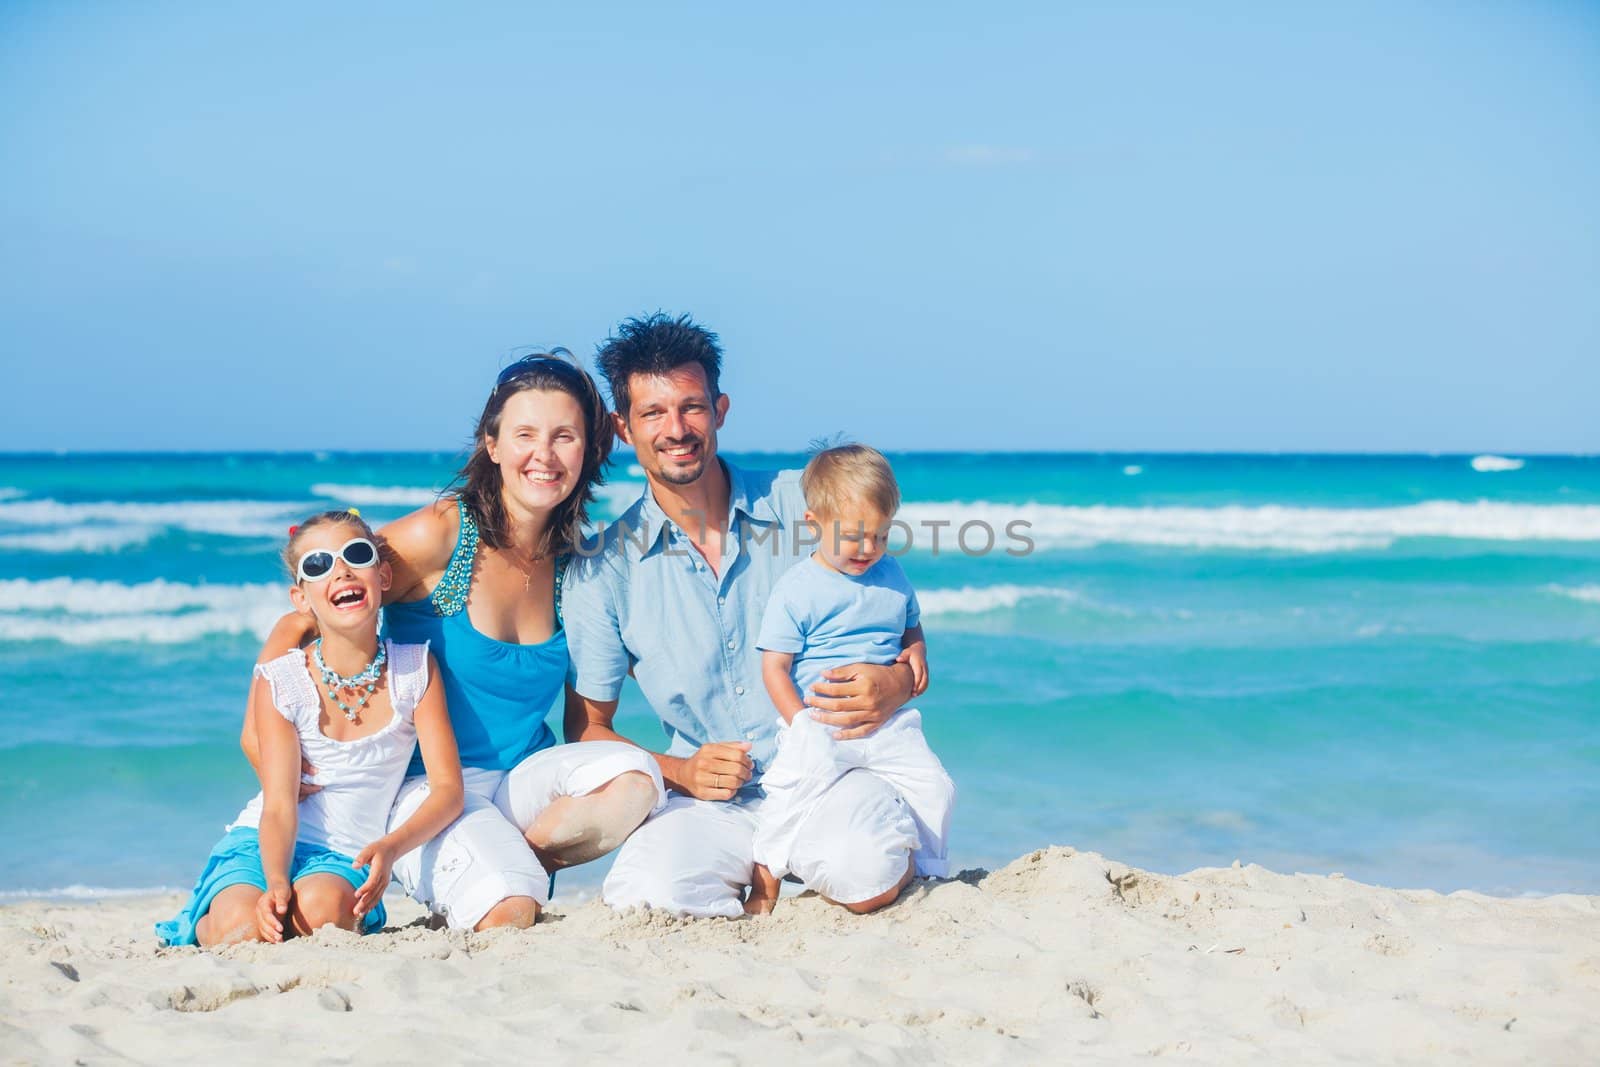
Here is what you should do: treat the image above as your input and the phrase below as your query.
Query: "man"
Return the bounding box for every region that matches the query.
[563,312,925,917]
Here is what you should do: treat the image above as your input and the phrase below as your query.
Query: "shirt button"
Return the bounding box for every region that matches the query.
[735,685,745,695]
[746,728,759,739]
[717,597,725,605]
[726,639,735,649]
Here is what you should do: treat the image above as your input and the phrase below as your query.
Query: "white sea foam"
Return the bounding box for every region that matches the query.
[0,885,180,901]
[0,610,279,645]
[0,525,158,553]
[1546,584,1600,605]
[919,585,1082,616]
[310,483,440,507]
[897,500,1600,553]
[0,498,297,539]
[0,487,23,501]
[0,577,282,616]
[1471,455,1525,473]
[0,577,286,644]
[1123,465,1144,476]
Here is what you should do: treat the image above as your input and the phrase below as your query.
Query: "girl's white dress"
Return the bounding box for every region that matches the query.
[230,640,430,859]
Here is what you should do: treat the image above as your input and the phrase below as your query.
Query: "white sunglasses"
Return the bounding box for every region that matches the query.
[296,537,380,582]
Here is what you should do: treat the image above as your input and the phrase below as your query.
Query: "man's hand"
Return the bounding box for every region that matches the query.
[678,741,753,800]
[806,661,915,740]
[352,840,395,919]
[255,884,292,943]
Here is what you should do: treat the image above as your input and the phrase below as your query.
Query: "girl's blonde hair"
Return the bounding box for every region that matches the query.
[800,444,901,518]
[280,509,381,581]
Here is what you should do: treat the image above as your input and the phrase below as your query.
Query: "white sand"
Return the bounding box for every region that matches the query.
[4,847,1597,1064]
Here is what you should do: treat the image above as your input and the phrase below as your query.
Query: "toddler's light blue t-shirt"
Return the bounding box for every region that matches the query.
[756,554,922,703]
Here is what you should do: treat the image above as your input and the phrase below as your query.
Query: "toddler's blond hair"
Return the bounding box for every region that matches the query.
[800,444,900,519]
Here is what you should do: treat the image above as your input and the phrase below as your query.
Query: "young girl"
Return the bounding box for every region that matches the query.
[157,510,464,947]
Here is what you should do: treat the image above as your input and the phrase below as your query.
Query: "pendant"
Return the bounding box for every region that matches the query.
[328,681,376,722]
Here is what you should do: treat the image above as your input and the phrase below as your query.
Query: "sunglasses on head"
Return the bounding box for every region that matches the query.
[495,353,585,391]
[296,538,380,582]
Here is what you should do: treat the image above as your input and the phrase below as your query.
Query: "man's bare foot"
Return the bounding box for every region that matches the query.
[743,894,777,916]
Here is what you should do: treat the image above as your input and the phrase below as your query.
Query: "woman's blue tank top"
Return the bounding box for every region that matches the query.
[384,499,566,776]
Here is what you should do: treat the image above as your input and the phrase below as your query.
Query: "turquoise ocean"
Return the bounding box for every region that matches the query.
[2,452,1597,900]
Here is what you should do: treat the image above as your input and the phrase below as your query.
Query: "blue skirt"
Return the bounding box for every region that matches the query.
[156,827,387,946]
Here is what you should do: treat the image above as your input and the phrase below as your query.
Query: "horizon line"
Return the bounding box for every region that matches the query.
[1,448,1596,460]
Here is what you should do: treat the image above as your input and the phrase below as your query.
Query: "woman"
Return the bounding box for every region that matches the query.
[242,351,663,931]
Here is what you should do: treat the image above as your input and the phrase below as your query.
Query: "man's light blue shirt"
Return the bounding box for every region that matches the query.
[564,461,809,783]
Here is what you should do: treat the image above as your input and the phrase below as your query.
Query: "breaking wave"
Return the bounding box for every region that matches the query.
[1546,584,1600,605]
[0,611,279,646]
[0,526,158,553]
[309,483,441,507]
[897,500,1600,553]
[0,577,281,615]
[0,577,285,644]
[0,885,180,901]
[0,498,297,540]
[919,585,1083,616]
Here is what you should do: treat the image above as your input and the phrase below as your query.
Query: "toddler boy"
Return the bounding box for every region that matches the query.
[747,444,956,914]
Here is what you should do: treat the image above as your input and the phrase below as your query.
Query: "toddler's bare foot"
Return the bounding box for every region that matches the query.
[746,862,781,916]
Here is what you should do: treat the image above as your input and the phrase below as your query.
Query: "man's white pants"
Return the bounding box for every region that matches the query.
[603,759,928,918]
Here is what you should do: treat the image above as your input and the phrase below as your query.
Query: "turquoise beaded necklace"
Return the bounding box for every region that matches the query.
[312,638,387,721]
[431,499,567,626]
[430,502,480,617]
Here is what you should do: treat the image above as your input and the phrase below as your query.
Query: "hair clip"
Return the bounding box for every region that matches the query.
[347,507,361,517]
[288,524,300,535]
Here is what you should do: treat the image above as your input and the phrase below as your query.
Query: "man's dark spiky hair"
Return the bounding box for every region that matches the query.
[595,312,723,416]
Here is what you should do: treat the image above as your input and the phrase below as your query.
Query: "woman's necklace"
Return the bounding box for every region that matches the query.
[506,545,545,593]
[312,638,387,722]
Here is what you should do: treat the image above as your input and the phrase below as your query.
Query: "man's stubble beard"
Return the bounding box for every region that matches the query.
[655,459,708,487]
[652,435,712,487]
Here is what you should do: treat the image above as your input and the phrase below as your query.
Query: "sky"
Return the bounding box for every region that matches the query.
[1,1,1596,453]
